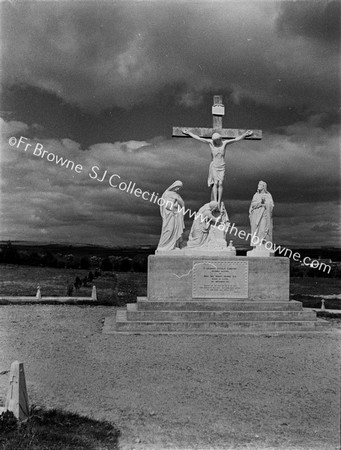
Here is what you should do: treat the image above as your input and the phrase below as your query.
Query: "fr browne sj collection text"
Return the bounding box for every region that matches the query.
[8,136,162,203]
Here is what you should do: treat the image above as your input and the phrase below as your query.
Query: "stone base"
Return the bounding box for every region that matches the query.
[183,248,236,256]
[247,249,275,257]
[104,254,329,334]
[148,254,288,301]
[157,248,236,256]
[247,245,274,257]
[104,299,330,334]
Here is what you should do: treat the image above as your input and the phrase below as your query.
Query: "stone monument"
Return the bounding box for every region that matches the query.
[156,180,185,252]
[247,180,275,257]
[104,96,328,334]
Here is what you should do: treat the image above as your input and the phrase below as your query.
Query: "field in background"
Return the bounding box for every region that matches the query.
[0,264,340,308]
[290,277,340,309]
[0,265,146,305]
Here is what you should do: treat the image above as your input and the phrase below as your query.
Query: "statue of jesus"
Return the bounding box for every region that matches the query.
[182,129,253,208]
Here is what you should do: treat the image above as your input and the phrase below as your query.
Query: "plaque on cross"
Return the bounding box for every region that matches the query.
[172,95,262,140]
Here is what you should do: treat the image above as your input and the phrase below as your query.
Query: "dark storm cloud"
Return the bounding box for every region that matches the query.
[276,0,341,43]
[1,1,339,114]
[0,1,339,247]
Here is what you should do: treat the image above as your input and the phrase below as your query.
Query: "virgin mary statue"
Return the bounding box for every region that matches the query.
[156,180,185,252]
[248,180,274,252]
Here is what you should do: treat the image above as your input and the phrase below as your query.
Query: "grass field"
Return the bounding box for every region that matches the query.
[290,277,341,309]
[0,407,120,450]
[0,264,147,305]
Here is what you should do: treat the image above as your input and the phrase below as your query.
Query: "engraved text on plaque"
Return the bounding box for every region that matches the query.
[192,260,248,298]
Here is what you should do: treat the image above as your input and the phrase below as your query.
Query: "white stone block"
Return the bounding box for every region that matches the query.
[5,361,29,421]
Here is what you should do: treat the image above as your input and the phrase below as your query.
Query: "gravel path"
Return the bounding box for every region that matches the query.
[0,305,339,450]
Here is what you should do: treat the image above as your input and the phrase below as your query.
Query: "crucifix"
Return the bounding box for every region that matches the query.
[172,95,262,207]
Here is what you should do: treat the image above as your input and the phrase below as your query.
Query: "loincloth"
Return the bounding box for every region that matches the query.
[208,162,225,186]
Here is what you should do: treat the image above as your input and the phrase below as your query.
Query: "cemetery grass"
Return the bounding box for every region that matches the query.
[0,264,147,305]
[0,407,120,449]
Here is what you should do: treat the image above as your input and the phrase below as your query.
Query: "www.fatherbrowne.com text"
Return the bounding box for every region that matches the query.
[8,136,331,274]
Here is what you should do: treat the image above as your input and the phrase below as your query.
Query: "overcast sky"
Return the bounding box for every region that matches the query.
[0,0,340,248]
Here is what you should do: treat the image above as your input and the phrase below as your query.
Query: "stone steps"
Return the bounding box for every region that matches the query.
[111,310,330,333]
[103,256,331,335]
[126,306,316,322]
[103,298,332,335]
[136,297,302,311]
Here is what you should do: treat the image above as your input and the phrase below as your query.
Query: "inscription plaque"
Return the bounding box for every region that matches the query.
[192,260,248,298]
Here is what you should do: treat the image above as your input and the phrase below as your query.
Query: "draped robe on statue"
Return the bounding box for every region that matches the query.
[187,202,218,248]
[249,191,274,245]
[156,181,185,252]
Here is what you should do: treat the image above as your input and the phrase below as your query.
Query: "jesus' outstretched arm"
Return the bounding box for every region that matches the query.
[224,130,253,148]
[182,129,211,144]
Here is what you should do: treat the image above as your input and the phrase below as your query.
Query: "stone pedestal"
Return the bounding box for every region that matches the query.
[148,255,288,301]
[103,254,329,334]
[247,243,274,258]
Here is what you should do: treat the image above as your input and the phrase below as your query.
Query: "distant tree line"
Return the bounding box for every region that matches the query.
[2,241,339,278]
[0,241,148,272]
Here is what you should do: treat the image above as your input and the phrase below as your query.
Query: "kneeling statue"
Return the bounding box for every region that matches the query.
[187,201,221,248]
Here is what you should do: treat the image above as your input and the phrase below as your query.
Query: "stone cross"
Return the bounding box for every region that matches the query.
[172,95,262,140]
[5,361,29,421]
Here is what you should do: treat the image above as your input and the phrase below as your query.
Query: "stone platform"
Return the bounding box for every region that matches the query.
[103,255,330,334]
